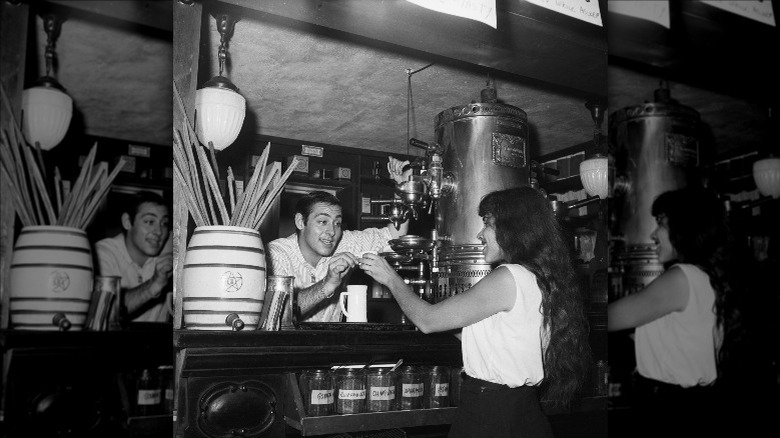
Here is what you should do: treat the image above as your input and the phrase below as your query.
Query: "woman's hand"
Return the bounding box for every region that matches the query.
[358,253,402,288]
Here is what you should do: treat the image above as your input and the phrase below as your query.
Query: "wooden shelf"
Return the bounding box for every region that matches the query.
[541,176,584,195]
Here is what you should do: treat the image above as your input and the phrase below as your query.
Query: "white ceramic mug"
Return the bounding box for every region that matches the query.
[339,285,368,323]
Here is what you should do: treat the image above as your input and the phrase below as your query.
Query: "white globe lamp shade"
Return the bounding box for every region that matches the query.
[21,81,73,151]
[195,77,246,151]
[753,157,780,199]
[580,155,609,199]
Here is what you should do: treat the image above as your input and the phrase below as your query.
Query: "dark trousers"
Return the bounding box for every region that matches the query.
[448,376,553,438]
[631,374,722,438]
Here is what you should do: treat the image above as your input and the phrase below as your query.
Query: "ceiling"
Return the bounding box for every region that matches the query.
[198,2,602,159]
[21,1,172,147]
[16,0,778,163]
[606,1,780,160]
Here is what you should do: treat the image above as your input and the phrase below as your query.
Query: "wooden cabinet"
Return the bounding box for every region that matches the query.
[537,141,609,362]
[0,326,173,438]
[216,135,432,244]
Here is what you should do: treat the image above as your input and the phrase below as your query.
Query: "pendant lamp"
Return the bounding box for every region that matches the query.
[195,12,245,151]
[580,101,609,199]
[22,13,72,151]
[753,157,780,199]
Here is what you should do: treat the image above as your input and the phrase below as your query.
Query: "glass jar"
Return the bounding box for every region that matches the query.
[425,365,450,408]
[299,369,334,416]
[335,368,366,414]
[366,367,397,412]
[449,366,465,407]
[396,365,424,410]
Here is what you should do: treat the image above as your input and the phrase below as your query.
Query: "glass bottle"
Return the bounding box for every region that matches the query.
[335,368,366,414]
[136,368,161,416]
[157,364,174,414]
[299,369,334,416]
[396,365,424,410]
[366,367,397,412]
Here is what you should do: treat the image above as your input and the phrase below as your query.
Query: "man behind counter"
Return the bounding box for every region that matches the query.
[268,156,411,322]
[95,190,173,322]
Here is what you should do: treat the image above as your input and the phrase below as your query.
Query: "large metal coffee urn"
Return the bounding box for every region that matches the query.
[432,87,531,301]
[610,81,702,295]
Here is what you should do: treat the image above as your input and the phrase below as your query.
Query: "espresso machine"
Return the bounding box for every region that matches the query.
[373,84,532,302]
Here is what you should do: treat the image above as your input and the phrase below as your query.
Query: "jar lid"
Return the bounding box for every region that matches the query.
[304,368,331,375]
[397,365,420,374]
[428,365,449,373]
[335,367,365,376]
[365,366,394,375]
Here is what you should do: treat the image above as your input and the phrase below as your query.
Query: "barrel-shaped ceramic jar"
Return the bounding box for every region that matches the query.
[9,226,93,330]
[182,226,266,330]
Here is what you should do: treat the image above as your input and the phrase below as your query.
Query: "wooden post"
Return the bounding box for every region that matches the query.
[172,0,202,331]
[173,1,202,436]
[0,1,29,330]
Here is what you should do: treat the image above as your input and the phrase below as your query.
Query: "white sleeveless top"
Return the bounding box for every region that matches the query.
[635,263,720,387]
[461,264,548,388]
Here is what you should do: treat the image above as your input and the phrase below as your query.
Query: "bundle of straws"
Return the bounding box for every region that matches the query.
[173,82,300,229]
[0,84,125,229]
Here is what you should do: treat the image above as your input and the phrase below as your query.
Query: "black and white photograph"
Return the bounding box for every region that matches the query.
[0,1,777,438]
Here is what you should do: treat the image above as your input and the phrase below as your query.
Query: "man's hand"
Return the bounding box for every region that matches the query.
[323,252,358,292]
[151,253,173,296]
[388,156,412,184]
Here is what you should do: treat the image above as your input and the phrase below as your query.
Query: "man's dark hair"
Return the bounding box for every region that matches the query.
[295,191,341,224]
[124,190,169,222]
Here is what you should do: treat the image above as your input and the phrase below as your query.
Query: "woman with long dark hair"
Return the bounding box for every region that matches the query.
[359,186,592,437]
[608,186,739,436]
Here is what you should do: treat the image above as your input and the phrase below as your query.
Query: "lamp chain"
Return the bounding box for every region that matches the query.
[215,13,237,78]
[42,14,62,78]
[406,63,434,155]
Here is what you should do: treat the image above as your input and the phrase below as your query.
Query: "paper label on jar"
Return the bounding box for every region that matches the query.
[165,389,174,401]
[311,389,334,405]
[369,386,396,401]
[433,383,449,397]
[138,389,161,405]
[402,383,424,397]
[338,389,366,400]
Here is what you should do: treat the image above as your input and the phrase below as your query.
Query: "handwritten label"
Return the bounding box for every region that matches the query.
[405,0,497,29]
[137,389,161,405]
[609,1,670,28]
[701,1,775,27]
[402,383,424,398]
[369,386,396,401]
[525,0,603,26]
[433,383,449,397]
[310,389,334,405]
[338,389,366,400]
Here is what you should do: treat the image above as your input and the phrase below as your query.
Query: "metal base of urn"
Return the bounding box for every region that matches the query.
[433,244,492,303]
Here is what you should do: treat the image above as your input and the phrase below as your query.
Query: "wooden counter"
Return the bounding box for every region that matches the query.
[173,329,606,438]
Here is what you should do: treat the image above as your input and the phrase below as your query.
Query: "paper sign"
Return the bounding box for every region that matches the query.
[405,0,497,29]
[526,0,603,27]
[609,0,670,28]
[701,1,775,27]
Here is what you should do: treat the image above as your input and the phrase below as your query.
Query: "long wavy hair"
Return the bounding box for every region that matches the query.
[479,187,592,407]
[651,187,739,372]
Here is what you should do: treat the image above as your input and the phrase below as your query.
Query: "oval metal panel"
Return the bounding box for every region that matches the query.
[198,381,276,438]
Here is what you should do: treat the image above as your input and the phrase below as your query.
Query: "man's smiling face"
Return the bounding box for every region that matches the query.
[124,202,170,259]
[296,202,343,265]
